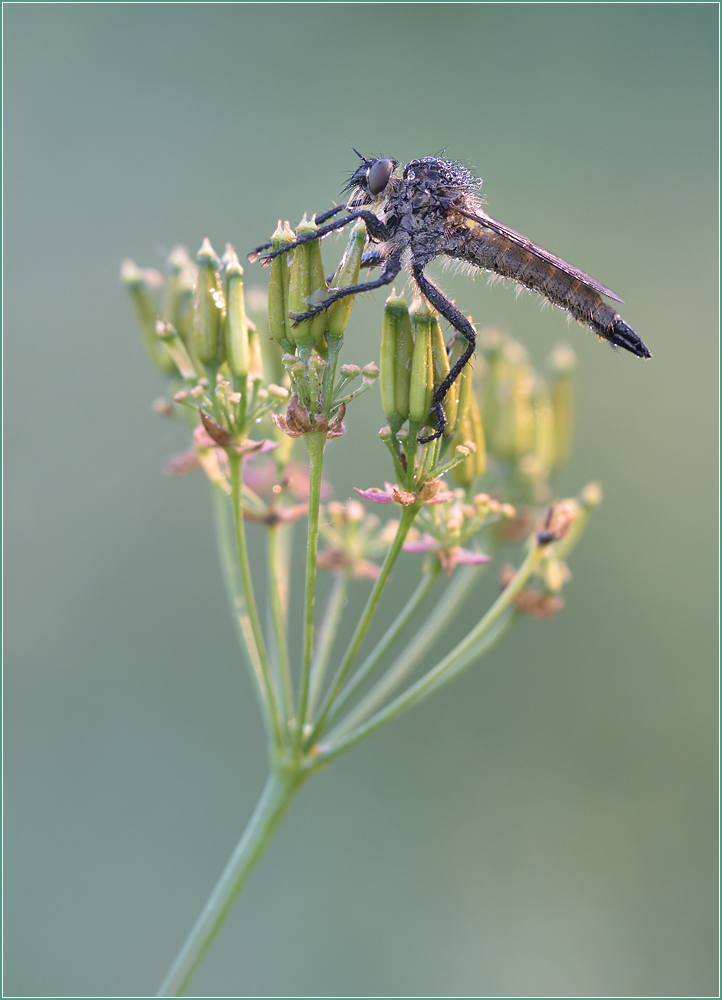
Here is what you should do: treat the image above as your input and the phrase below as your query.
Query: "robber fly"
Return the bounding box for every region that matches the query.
[249,151,651,440]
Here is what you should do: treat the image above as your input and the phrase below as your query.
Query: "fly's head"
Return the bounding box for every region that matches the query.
[344,150,398,208]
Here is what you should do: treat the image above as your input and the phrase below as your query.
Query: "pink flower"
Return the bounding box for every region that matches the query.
[403,534,492,576]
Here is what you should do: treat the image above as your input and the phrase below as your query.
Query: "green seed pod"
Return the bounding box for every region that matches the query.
[408,300,434,424]
[306,222,328,345]
[155,319,197,381]
[481,334,534,461]
[531,376,556,473]
[451,363,486,485]
[429,316,460,435]
[121,259,176,374]
[268,222,295,347]
[192,239,225,366]
[327,219,366,338]
[247,322,265,382]
[380,290,413,430]
[223,249,250,379]
[165,246,196,351]
[287,215,317,349]
[548,343,577,469]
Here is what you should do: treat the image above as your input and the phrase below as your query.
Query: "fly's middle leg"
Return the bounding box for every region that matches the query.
[292,255,402,325]
[412,266,476,443]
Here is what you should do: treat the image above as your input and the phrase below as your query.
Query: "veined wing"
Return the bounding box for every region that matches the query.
[450,204,623,303]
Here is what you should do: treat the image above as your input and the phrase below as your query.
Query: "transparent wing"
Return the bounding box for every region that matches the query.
[450,204,623,303]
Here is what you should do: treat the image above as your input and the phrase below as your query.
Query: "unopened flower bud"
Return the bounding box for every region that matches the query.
[223,248,250,379]
[121,259,176,374]
[152,397,175,417]
[408,299,435,424]
[531,376,555,472]
[548,343,577,469]
[380,291,413,430]
[268,222,295,347]
[481,334,534,461]
[430,317,460,435]
[581,481,603,508]
[451,363,486,486]
[165,246,197,351]
[306,222,328,345]
[193,239,225,366]
[327,219,366,338]
[155,319,197,380]
[288,216,322,349]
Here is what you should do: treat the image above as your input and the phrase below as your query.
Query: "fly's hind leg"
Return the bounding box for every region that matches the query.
[412,266,476,443]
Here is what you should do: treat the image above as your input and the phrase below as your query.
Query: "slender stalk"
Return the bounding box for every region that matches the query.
[328,560,488,741]
[318,544,544,762]
[322,333,343,403]
[422,608,517,696]
[267,524,295,726]
[227,450,285,748]
[306,502,420,746]
[308,572,350,717]
[212,487,275,742]
[326,563,441,727]
[156,769,304,998]
[295,431,327,741]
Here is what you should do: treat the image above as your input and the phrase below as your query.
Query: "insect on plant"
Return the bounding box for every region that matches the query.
[124,148,648,997]
[249,151,652,440]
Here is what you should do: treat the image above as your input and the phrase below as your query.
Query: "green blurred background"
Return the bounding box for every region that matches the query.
[4,5,718,997]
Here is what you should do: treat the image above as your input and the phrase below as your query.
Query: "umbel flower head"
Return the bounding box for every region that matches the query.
[124,208,607,999]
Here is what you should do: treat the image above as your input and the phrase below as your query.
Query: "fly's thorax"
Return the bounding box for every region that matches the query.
[407,212,449,268]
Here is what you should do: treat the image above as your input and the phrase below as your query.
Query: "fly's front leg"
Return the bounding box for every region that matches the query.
[412,265,476,443]
[249,210,390,264]
[292,255,402,325]
[314,203,349,225]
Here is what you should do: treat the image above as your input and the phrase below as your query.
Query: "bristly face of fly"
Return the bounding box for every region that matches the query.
[343,150,398,207]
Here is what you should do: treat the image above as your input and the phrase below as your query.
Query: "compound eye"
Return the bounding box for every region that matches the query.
[367,158,394,196]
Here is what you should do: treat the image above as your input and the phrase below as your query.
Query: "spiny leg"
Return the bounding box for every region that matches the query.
[292,256,402,325]
[412,265,476,442]
[247,204,349,259]
[314,203,350,226]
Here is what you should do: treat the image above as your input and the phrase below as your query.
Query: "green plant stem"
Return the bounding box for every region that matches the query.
[323,333,343,402]
[318,544,544,762]
[267,523,294,726]
[306,501,420,746]
[308,572,350,717]
[212,487,276,743]
[328,560,488,741]
[422,608,517,696]
[295,431,327,742]
[227,450,285,748]
[326,563,441,728]
[156,768,304,998]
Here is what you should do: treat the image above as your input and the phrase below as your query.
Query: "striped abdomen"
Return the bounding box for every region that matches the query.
[446,222,651,359]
